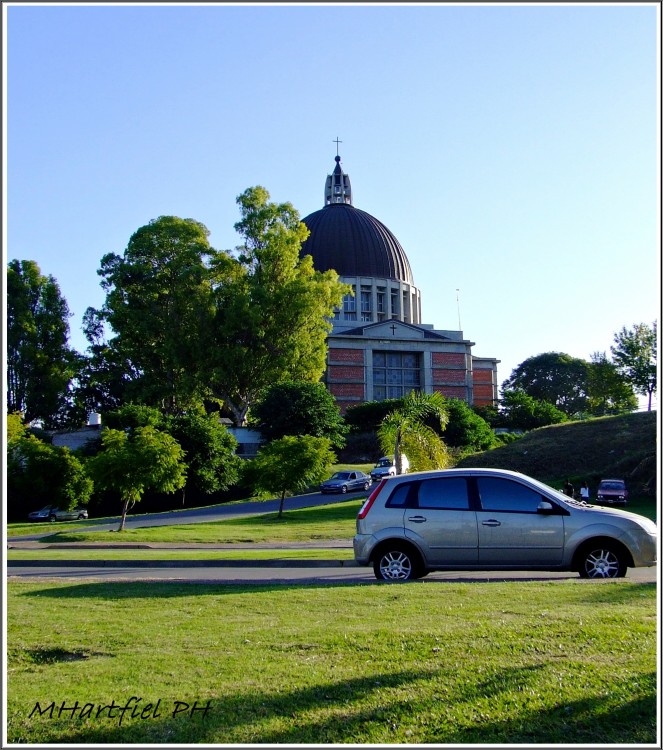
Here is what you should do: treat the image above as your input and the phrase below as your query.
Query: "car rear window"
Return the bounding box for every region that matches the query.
[417,478,470,510]
[477,477,543,513]
[385,483,412,508]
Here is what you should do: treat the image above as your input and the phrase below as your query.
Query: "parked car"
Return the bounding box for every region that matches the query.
[370,454,409,482]
[353,468,656,581]
[596,478,629,505]
[320,471,372,494]
[28,505,89,522]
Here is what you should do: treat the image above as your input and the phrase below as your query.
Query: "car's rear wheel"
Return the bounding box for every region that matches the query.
[341,485,348,494]
[373,545,423,581]
[578,543,627,579]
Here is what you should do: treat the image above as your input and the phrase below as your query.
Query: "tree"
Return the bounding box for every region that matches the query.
[7,260,80,427]
[7,433,93,519]
[440,399,496,451]
[74,306,138,414]
[502,352,590,417]
[166,411,240,500]
[344,398,403,433]
[587,352,638,415]
[250,381,348,448]
[498,389,568,430]
[92,216,216,414]
[611,322,657,411]
[208,187,348,425]
[242,435,336,518]
[87,426,186,531]
[102,403,165,430]
[98,404,239,504]
[377,391,451,474]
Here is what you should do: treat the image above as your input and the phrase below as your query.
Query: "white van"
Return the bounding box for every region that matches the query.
[370,454,409,481]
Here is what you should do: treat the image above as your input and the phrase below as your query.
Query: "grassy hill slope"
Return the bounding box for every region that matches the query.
[456,411,658,498]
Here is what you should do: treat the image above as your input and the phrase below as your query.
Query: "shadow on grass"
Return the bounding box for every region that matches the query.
[13,666,657,745]
[15,578,656,602]
[16,580,375,600]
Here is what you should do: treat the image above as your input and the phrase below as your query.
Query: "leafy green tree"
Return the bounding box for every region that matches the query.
[343,398,403,433]
[7,412,28,442]
[587,352,638,415]
[166,411,240,499]
[75,306,137,414]
[440,399,496,451]
[611,322,657,411]
[87,426,186,531]
[502,352,590,417]
[498,389,568,430]
[99,404,239,503]
[7,260,80,427]
[378,391,451,474]
[102,403,165,430]
[208,187,348,425]
[251,381,348,448]
[242,435,336,518]
[92,216,216,414]
[7,434,93,519]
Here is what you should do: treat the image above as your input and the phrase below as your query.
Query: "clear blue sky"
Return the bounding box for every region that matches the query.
[4,2,660,405]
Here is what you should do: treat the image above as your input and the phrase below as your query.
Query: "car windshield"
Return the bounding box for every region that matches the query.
[600,481,625,490]
[330,472,351,480]
[376,459,391,467]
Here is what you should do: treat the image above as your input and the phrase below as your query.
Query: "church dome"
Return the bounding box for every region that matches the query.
[300,154,414,286]
[300,203,414,285]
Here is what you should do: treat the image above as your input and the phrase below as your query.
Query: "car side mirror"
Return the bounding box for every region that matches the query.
[537,501,554,514]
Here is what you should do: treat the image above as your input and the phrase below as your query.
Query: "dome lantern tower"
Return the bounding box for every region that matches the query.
[325,155,352,205]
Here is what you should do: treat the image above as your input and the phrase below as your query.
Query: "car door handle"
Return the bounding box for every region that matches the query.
[407,516,427,523]
[482,520,501,527]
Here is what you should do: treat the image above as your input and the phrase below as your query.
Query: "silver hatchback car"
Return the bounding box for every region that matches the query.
[353,468,657,581]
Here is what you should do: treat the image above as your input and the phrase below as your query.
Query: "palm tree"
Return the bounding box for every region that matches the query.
[377,391,452,474]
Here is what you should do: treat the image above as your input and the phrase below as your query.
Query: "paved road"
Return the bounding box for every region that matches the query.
[7,563,657,585]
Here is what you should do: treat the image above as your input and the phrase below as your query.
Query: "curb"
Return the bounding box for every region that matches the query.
[7,559,361,569]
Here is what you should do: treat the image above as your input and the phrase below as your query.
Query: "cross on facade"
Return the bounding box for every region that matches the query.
[333,137,343,155]
[390,324,397,336]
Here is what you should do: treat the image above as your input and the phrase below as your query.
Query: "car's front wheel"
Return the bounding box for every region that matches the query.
[373,545,423,581]
[578,543,627,579]
[363,481,370,491]
[341,485,348,494]
[49,515,57,523]
[78,513,86,520]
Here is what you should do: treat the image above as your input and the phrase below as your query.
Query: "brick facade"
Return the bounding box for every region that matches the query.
[327,365,364,381]
[432,352,466,367]
[432,369,466,384]
[329,348,364,364]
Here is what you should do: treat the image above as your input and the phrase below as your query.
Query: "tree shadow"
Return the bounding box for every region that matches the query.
[14,579,376,601]
[14,577,657,602]
[14,666,656,745]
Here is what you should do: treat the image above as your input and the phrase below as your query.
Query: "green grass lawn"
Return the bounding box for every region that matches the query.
[8,499,365,545]
[6,579,656,744]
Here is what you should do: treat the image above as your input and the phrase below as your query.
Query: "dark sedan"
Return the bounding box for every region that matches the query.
[320,471,372,494]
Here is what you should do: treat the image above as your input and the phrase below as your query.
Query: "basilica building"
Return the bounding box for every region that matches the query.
[300,154,499,414]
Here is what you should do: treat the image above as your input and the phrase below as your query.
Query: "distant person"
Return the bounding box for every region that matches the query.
[563,479,575,497]
[580,481,590,501]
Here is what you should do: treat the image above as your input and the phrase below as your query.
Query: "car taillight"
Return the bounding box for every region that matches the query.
[357,480,387,519]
